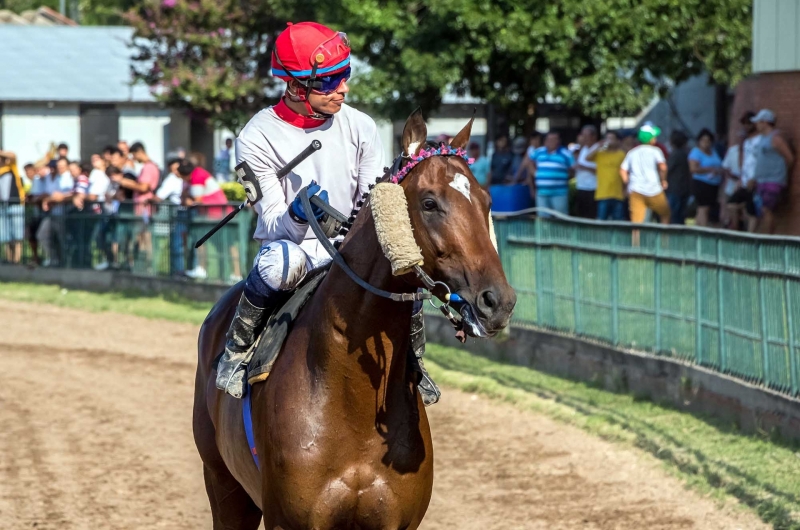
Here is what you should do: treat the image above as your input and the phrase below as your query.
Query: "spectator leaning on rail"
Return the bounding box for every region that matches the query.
[36,157,75,266]
[620,124,670,225]
[0,149,25,263]
[47,143,69,174]
[129,142,161,268]
[179,160,240,282]
[750,109,794,234]
[215,22,440,406]
[152,154,189,276]
[574,125,600,219]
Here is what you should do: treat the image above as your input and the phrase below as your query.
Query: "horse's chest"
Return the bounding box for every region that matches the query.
[266,413,433,528]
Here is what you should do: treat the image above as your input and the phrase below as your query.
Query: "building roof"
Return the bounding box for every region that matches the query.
[0,26,153,103]
[0,7,78,26]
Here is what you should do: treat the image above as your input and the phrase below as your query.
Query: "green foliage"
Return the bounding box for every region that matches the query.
[220,181,246,202]
[0,0,136,25]
[128,0,316,134]
[128,0,751,128]
[79,0,139,24]
[0,0,59,14]
[315,0,751,121]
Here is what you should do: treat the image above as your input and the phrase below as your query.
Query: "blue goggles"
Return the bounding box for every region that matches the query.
[309,67,351,94]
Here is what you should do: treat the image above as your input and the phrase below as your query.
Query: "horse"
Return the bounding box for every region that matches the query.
[193,109,517,529]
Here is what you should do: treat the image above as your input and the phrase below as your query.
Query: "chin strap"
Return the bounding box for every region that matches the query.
[287,87,331,121]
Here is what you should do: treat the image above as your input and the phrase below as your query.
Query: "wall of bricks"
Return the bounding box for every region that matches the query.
[731,72,800,235]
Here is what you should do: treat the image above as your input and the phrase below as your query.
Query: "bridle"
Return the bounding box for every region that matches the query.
[299,146,475,339]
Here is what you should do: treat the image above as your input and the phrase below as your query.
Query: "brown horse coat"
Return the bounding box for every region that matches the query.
[193,111,516,530]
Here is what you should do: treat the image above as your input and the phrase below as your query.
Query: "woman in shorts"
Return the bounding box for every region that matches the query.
[688,129,723,227]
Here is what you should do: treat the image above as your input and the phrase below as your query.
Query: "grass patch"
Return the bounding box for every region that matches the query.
[3,281,800,527]
[0,281,212,325]
[424,345,800,529]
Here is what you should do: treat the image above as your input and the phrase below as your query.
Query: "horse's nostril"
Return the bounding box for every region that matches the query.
[481,290,497,310]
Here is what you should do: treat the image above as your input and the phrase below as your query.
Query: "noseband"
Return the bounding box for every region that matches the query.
[299,144,474,338]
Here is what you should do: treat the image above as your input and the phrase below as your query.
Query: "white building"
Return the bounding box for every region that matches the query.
[0,25,196,168]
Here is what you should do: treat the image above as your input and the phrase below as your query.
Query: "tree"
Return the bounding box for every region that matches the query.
[128,0,314,134]
[313,0,751,124]
[129,0,751,131]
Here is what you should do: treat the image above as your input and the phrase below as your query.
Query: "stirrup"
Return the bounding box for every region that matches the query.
[410,310,441,406]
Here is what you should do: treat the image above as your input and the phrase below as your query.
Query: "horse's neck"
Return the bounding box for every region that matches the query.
[306,210,416,413]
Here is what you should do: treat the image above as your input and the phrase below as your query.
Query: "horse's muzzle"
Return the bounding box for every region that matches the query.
[460,284,516,337]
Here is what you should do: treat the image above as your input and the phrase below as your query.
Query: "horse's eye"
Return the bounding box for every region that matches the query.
[422,198,438,211]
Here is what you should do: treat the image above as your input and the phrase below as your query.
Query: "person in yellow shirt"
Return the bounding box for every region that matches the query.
[0,149,26,263]
[587,131,627,220]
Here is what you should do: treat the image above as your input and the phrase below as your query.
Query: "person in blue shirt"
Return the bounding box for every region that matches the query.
[688,128,723,227]
[523,131,575,217]
[467,142,490,188]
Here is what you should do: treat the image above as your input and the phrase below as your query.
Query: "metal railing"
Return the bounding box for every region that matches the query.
[494,208,800,398]
[0,200,259,284]
[3,199,800,398]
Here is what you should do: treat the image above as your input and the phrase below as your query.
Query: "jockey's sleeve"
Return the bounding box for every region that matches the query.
[236,136,307,245]
[355,120,386,202]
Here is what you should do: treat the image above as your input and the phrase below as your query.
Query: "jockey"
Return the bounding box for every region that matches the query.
[216,21,440,405]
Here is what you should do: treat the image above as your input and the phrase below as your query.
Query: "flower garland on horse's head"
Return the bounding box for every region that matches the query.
[390,145,475,184]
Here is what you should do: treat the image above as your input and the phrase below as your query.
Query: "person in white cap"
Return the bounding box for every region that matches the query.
[750,109,794,234]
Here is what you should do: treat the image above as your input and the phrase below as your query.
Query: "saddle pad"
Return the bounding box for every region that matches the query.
[246,266,329,384]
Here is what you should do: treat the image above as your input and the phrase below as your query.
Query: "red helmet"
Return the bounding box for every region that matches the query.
[272,22,351,88]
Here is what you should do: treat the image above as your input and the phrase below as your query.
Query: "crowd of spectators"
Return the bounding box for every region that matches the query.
[0,139,243,281]
[478,108,793,233]
[1,109,794,276]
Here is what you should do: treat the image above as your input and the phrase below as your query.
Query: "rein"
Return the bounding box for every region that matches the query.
[299,146,474,337]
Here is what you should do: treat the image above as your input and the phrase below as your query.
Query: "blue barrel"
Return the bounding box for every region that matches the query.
[489,184,533,212]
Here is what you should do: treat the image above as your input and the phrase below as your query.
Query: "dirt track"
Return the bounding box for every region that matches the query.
[0,300,767,530]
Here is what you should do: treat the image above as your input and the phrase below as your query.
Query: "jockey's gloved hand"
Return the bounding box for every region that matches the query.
[290,181,329,223]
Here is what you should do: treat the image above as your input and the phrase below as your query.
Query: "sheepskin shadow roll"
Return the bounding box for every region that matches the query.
[370,183,424,276]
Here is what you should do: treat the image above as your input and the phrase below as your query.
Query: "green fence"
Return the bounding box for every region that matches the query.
[494,210,800,398]
[5,199,800,398]
[0,201,260,284]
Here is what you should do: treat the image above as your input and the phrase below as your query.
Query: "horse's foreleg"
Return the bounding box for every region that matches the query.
[203,464,262,530]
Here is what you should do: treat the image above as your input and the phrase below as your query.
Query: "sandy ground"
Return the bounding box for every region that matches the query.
[0,300,768,530]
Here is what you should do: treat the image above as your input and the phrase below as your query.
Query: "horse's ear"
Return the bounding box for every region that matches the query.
[402,107,427,157]
[450,116,474,150]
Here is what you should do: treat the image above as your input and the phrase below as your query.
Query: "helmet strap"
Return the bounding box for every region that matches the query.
[284,85,331,121]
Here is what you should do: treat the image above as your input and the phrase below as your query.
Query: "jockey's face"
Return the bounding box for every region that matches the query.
[306,79,349,115]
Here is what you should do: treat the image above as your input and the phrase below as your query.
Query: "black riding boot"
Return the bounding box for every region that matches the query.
[216,292,268,398]
[409,309,441,406]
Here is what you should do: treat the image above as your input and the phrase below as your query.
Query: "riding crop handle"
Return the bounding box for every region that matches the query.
[194,140,323,249]
[276,140,322,179]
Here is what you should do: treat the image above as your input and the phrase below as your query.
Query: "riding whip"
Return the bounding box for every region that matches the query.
[194,140,322,248]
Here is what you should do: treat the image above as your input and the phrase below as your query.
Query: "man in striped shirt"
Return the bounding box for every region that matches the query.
[526,131,575,217]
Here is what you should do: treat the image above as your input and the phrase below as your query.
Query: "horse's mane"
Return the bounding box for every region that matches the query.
[336,141,448,240]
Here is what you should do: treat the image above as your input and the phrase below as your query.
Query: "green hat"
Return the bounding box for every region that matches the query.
[637,124,661,143]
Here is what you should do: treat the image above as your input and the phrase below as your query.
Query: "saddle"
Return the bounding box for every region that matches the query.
[245,264,331,385]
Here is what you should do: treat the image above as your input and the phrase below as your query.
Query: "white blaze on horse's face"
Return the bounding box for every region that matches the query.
[449,172,472,203]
